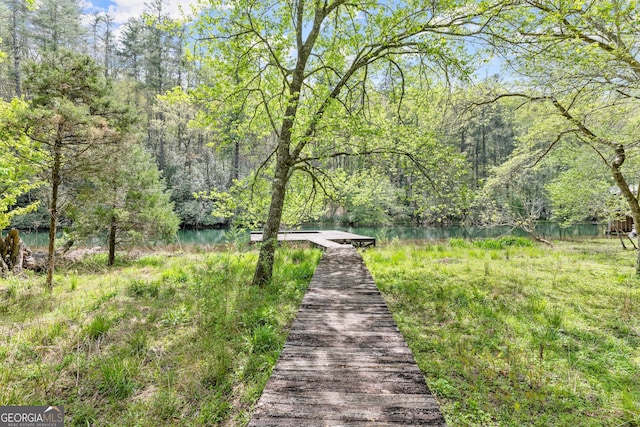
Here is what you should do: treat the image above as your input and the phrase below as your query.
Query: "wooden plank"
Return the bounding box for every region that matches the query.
[248,247,445,426]
[307,237,349,249]
[250,229,376,249]
[251,401,444,423]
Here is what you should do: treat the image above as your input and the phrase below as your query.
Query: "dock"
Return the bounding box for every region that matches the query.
[250,229,376,249]
[249,246,446,426]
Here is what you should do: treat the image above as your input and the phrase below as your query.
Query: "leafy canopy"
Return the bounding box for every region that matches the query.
[0,98,44,230]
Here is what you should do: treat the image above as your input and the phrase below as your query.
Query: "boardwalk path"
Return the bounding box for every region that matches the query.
[249,247,446,426]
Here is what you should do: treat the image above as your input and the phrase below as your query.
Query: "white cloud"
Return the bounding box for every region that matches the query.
[86,0,199,25]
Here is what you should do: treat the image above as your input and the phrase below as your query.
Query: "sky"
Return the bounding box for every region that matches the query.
[80,0,198,25]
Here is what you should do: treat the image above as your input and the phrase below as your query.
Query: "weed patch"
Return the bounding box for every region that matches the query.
[83,315,112,340]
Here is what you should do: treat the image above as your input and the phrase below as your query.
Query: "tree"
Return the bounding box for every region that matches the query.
[0,98,43,232]
[544,145,627,228]
[31,0,85,52]
[0,41,42,239]
[487,0,640,270]
[21,50,129,288]
[0,0,34,98]
[118,18,145,84]
[88,12,116,78]
[70,143,180,265]
[193,0,504,286]
[475,146,555,246]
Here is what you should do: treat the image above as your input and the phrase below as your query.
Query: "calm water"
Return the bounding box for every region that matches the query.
[177,222,606,245]
[18,222,607,248]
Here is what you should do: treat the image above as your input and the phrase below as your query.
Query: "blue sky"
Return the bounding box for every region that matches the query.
[80,0,197,25]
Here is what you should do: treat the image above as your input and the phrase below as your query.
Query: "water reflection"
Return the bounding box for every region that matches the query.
[18,223,606,248]
[177,222,606,245]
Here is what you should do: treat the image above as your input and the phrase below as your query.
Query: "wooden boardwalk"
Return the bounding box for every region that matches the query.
[250,230,376,249]
[249,247,446,426]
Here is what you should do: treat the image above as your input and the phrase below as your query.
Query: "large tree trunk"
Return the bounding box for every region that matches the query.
[609,144,640,274]
[250,8,319,286]
[1,229,29,274]
[252,155,290,287]
[8,229,22,273]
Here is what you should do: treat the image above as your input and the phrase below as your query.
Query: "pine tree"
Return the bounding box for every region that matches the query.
[31,0,85,52]
[70,142,179,266]
[22,50,129,288]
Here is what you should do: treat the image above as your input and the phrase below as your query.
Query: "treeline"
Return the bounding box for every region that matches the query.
[1,0,637,241]
[0,0,521,233]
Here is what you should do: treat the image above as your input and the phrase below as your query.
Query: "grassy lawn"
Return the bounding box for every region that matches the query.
[364,238,640,427]
[0,246,321,426]
[2,238,638,426]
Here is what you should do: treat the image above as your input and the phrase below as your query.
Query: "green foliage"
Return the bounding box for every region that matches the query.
[69,143,180,251]
[126,279,159,298]
[450,236,533,250]
[24,50,108,111]
[19,49,138,283]
[545,146,628,226]
[473,122,555,240]
[330,169,402,226]
[30,0,85,52]
[198,170,327,229]
[486,0,640,268]
[449,238,469,248]
[0,99,44,230]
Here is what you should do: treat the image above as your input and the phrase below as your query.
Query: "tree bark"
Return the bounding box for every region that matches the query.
[252,154,291,287]
[0,234,6,263]
[251,23,309,286]
[608,144,640,274]
[232,137,240,182]
[108,215,116,266]
[8,229,21,271]
[46,135,63,290]
[0,232,7,275]
[13,241,24,274]
[11,6,22,98]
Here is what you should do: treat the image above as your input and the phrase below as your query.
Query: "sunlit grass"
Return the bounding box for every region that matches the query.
[0,247,321,426]
[364,238,640,427]
[4,237,637,426]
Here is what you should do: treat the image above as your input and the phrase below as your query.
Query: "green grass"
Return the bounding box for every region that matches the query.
[4,238,638,426]
[364,238,640,427]
[0,247,321,426]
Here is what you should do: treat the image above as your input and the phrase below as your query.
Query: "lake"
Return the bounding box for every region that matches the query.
[178,222,606,245]
[18,222,607,248]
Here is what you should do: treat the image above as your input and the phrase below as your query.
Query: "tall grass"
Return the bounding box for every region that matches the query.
[364,238,640,427]
[0,247,321,426]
